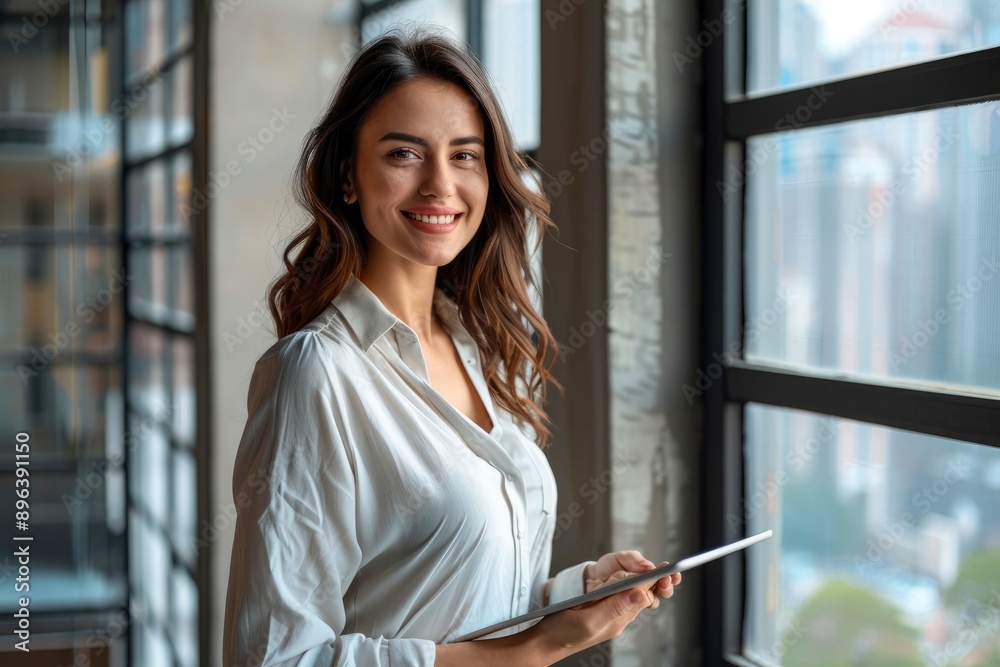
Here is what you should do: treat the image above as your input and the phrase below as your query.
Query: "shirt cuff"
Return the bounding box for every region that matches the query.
[548,560,598,605]
[388,636,437,666]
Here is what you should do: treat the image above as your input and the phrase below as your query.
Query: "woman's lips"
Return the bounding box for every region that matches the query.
[401,211,462,234]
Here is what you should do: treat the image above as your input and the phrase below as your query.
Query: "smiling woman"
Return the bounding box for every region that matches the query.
[222,25,679,667]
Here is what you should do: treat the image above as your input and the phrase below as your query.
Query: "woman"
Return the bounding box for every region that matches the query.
[223,25,681,667]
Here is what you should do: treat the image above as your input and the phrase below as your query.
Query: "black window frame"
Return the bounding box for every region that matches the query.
[698,1,1000,666]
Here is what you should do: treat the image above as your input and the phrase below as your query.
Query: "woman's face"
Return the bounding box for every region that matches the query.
[345,77,489,271]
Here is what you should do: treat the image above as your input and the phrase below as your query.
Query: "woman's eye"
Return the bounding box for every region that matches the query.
[389,148,418,159]
[388,149,481,161]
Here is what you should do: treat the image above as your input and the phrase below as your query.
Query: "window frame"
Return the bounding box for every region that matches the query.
[698,1,1000,666]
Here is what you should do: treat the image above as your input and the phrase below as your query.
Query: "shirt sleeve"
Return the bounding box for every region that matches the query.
[548,561,597,605]
[223,332,438,667]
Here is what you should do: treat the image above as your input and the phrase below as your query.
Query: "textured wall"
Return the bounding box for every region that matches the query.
[606,0,703,664]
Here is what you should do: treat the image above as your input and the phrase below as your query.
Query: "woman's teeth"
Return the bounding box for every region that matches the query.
[403,211,457,225]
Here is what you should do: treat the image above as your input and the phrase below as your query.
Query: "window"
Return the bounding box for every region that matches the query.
[702,1,1000,666]
[123,1,202,666]
[0,0,205,663]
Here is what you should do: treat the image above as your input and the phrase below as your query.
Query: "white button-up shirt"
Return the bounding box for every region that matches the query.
[223,273,594,666]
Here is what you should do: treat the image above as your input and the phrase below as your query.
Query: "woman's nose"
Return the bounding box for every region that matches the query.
[418,156,457,198]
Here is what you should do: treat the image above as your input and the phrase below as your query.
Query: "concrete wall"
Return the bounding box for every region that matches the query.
[209,2,357,664]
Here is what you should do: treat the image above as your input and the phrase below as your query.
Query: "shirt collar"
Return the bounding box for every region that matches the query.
[332,273,463,352]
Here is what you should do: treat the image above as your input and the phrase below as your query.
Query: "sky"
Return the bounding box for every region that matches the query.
[800,0,903,54]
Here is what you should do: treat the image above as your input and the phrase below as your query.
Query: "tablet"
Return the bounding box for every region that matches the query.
[448,529,773,643]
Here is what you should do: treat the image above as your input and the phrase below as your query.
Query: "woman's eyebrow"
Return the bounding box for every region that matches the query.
[378,131,485,148]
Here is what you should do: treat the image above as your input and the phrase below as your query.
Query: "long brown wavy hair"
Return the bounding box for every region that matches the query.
[267,25,564,449]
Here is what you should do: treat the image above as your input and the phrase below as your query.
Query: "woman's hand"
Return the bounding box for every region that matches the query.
[584,550,682,610]
[525,570,655,664]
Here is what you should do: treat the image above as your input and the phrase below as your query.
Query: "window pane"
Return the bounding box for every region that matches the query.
[127,324,168,416]
[0,244,124,356]
[168,55,193,147]
[0,468,126,612]
[749,0,1000,95]
[484,0,540,150]
[171,446,197,566]
[745,101,1000,394]
[172,565,198,667]
[170,243,194,328]
[361,1,467,44]
[128,160,168,237]
[170,0,193,52]
[172,336,195,445]
[129,415,170,528]
[126,0,167,81]
[130,244,170,319]
[172,150,193,230]
[125,70,167,162]
[744,403,1000,666]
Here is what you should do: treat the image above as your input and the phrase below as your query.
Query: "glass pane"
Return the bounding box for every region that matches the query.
[170,0,193,51]
[361,1,467,44]
[129,510,171,629]
[0,163,58,230]
[172,150,193,230]
[126,0,167,81]
[128,160,168,236]
[745,101,1000,394]
[749,0,1000,95]
[130,244,170,319]
[171,447,196,564]
[0,244,123,355]
[170,243,194,328]
[130,414,170,528]
[0,469,126,613]
[125,69,167,162]
[172,566,199,667]
[169,56,193,146]
[172,336,195,445]
[127,324,168,416]
[484,0,540,150]
[142,621,173,667]
[744,403,1000,666]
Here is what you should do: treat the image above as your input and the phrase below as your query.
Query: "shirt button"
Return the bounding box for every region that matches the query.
[517,530,525,539]
[520,585,527,595]
[505,473,512,481]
